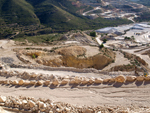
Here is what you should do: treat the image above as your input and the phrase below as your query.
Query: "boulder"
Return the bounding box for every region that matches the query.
[22,100,28,105]
[22,72,30,79]
[81,77,89,85]
[3,80,9,84]
[0,96,6,103]
[36,80,44,86]
[29,81,36,85]
[136,76,144,81]
[83,109,92,113]
[15,100,22,105]
[18,80,24,86]
[61,79,69,85]
[30,73,38,78]
[144,75,150,81]
[115,75,126,83]
[126,76,136,82]
[65,107,71,112]
[94,78,103,84]
[13,80,19,85]
[9,80,13,84]
[56,108,63,112]
[88,77,95,85]
[29,100,36,108]
[38,101,44,109]
[24,81,30,86]
[74,77,81,84]
[69,79,75,85]
[109,78,115,83]
[103,78,110,83]
[52,79,59,86]
[43,80,50,86]
[0,80,4,84]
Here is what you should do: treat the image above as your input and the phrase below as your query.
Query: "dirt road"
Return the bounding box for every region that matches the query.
[0,75,150,107]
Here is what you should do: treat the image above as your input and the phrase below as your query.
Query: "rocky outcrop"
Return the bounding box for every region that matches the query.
[15,46,115,70]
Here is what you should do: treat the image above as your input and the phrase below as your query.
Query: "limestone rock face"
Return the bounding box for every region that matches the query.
[136,76,144,81]
[32,46,115,70]
[115,75,126,83]
[0,96,6,103]
[126,76,136,82]
[55,46,87,57]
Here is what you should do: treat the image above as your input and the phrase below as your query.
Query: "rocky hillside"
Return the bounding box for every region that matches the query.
[0,0,150,39]
[0,0,133,39]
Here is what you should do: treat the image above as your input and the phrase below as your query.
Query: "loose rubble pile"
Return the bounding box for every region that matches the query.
[0,70,149,88]
[0,95,150,113]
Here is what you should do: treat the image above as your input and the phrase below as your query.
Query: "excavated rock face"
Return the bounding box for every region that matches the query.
[16,46,115,70]
[55,46,115,70]
[55,46,87,57]
[61,53,114,69]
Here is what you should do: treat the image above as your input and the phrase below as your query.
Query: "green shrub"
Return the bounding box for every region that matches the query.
[103,39,107,43]
[124,36,131,40]
[90,31,96,37]
[99,44,104,49]
[32,54,36,59]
